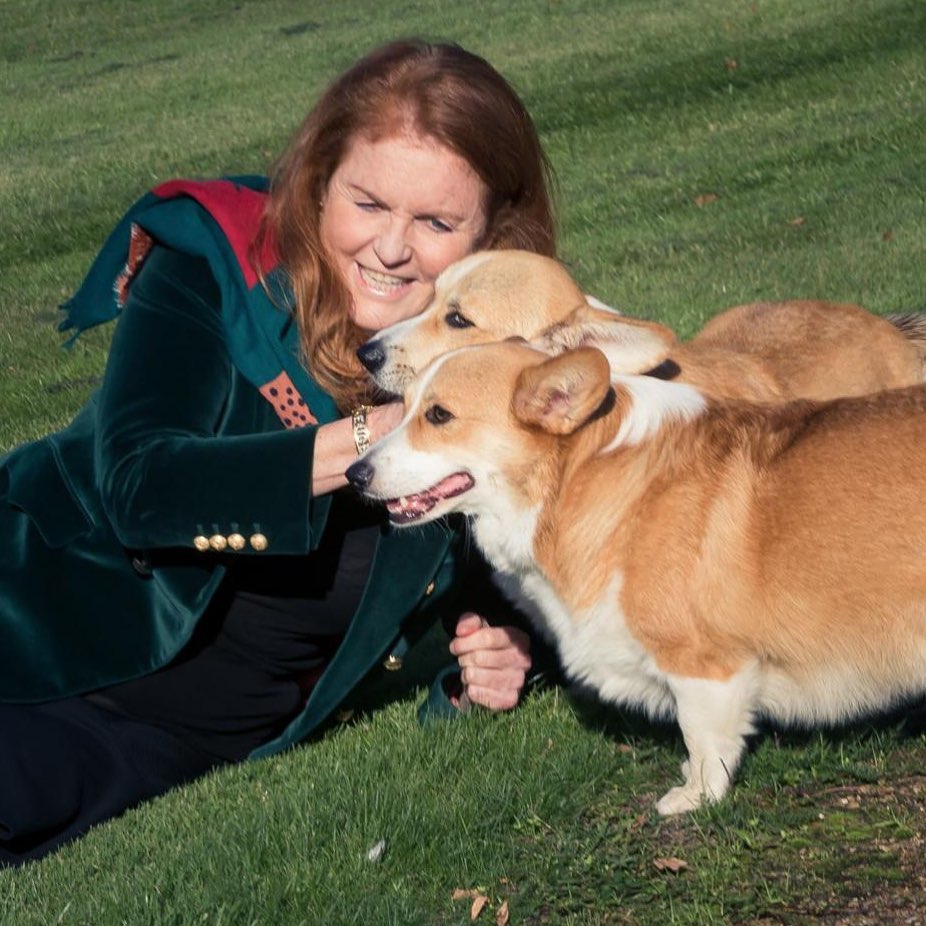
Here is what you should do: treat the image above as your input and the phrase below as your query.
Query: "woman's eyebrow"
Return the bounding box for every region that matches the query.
[345,182,384,203]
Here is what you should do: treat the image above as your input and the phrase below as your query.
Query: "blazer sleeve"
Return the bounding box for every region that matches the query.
[93,245,321,554]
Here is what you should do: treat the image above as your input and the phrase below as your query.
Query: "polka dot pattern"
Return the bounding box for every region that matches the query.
[259,372,317,428]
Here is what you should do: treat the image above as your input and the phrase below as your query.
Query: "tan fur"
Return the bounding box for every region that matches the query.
[545,389,926,676]
[689,299,924,399]
[361,250,925,401]
[536,357,922,643]
[351,339,926,813]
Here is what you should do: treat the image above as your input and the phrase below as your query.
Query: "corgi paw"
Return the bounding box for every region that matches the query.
[656,785,705,816]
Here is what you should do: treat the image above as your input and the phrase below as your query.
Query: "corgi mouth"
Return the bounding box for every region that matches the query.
[385,472,475,523]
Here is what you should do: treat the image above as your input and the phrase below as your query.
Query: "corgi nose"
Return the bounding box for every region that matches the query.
[357,341,386,373]
[345,459,374,491]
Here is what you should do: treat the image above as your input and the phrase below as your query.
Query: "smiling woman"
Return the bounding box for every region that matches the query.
[263,38,557,414]
[0,38,557,866]
[320,133,488,333]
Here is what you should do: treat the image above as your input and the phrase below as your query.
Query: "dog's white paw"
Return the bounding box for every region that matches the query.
[655,784,705,816]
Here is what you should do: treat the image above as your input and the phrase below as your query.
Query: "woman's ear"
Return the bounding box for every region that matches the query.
[512,347,613,435]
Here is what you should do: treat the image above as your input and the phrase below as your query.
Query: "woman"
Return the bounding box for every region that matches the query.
[0,39,557,865]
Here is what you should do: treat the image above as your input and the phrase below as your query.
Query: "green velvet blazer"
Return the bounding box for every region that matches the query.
[0,179,476,758]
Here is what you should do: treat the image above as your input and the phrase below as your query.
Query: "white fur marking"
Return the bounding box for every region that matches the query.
[656,669,759,814]
[434,251,494,291]
[584,293,622,315]
[604,375,707,450]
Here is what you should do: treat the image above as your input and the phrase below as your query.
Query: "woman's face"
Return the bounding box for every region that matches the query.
[320,132,489,332]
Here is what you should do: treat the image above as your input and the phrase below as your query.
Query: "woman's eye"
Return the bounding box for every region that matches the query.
[445,308,474,329]
[425,404,454,425]
[425,217,453,233]
[356,201,381,211]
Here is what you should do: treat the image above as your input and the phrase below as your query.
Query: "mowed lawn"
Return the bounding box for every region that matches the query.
[2,1,925,924]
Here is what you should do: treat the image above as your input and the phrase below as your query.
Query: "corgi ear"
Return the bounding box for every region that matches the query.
[513,347,613,435]
[583,293,621,314]
[536,303,678,374]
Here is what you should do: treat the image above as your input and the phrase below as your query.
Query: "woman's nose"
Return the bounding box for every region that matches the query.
[373,217,412,268]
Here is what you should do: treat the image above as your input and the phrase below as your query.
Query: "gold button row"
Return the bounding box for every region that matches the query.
[193,532,269,552]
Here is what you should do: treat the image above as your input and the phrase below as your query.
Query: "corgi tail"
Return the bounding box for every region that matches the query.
[886,311,926,378]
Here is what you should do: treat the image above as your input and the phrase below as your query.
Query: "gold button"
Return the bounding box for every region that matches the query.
[424,581,436,597]
[209,534,228,552]
[227,533,246,551]
[249,532,269,552]
[383,654,403,671]
[193,535,210,552]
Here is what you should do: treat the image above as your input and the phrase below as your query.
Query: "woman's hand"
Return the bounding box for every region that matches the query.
[311,400,404,496]
[449,613,532,711]
[367,401,405,444]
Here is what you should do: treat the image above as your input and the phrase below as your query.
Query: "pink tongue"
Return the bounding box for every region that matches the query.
[386,472,474,523]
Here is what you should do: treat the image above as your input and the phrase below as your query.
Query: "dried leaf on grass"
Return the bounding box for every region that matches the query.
[653,856,689,874]
[694,193,719,207]
[452,888,481,901]
[470,894,489,919]
[451,890,508,923]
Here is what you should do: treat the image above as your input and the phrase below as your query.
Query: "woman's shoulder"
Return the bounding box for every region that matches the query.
[129,245,221,313]
[60,176,274,343]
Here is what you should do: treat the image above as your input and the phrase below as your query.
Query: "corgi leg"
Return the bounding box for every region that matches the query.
[656,669,758,815]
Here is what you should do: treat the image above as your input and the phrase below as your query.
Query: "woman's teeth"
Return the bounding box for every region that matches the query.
[359,266,409,295]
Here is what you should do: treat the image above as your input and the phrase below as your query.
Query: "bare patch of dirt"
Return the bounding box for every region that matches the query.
[751,776,926,926]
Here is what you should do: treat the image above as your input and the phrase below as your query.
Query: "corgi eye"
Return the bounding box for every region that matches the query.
[445,307,474,329]
[425,404,455,425]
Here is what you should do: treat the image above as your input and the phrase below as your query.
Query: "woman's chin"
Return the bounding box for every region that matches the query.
[348,289,431,333]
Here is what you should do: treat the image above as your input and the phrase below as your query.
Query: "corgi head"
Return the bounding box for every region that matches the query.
[356,249,678,395]
[346,341,616,527]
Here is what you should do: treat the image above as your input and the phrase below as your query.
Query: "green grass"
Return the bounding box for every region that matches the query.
[4,692,926,925]
[3,0,926,922]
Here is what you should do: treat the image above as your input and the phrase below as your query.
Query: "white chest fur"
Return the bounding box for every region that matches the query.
[476,504,677,721]
[533,573,677,720]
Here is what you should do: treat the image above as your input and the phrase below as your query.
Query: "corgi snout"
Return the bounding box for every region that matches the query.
[345,459,374,491]
[356,340,386,374]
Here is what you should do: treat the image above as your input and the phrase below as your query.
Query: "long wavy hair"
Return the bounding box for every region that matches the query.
[257,39,557,412]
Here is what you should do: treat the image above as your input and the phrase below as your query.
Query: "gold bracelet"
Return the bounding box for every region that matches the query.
[351,404,372,456]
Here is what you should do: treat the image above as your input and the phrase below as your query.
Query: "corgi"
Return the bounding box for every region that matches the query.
[346,341,926,814]
[357,250,926,401]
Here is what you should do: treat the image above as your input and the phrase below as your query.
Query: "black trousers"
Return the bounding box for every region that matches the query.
[0,697,221,867]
